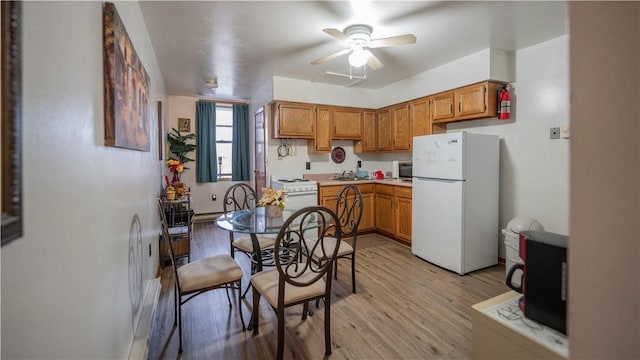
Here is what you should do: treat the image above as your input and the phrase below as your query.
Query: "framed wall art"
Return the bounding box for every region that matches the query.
[178,117,191,132]
[157,101,163,160]
[103,2,151,151]
[2,1,23,245]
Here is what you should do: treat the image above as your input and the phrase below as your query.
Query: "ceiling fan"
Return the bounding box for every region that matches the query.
[311,24,416,70]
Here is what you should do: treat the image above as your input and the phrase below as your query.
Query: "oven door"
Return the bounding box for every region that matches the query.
[284,191,319,210]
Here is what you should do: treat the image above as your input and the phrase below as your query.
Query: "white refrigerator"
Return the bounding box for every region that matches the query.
[412,132,499,275]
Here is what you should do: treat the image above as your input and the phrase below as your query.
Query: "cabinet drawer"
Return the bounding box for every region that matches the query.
[320,185,343,198]
[356,184,375,193]
[395,186,412,199]
[375,184,395,196]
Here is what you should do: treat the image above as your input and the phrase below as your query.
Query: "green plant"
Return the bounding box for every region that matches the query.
[167,128,196,167]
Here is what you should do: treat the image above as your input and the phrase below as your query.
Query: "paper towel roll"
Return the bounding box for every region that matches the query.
[392,160,399,179]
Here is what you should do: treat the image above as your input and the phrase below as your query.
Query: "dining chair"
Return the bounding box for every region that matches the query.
[250,206,342,360]
[306,184,363,293]
[158,199,245,354]
[223,184,278,256]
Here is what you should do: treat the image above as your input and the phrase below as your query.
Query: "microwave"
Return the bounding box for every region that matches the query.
[398,162,412,180]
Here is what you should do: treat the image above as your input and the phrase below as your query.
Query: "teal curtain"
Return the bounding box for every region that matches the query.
[232,104,250,181]
[196,101,217,182]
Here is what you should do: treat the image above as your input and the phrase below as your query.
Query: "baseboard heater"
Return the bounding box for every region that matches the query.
[192,212,223,223]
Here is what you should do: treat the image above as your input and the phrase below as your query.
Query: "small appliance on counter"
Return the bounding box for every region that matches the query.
[398,161,412,180]
[506,230,568,334]
[392,160,399,179]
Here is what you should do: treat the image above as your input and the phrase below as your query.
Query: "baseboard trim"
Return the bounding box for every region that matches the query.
[498,257,505,265]
[128,277,161,360]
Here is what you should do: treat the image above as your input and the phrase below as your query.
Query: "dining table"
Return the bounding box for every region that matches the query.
[215,206,299,272]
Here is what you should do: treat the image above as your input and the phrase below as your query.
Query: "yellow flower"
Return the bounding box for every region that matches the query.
[257,188,287,209]
[166,159,184,173]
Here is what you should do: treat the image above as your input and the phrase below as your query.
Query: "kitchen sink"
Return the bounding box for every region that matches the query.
[335,177,369,181]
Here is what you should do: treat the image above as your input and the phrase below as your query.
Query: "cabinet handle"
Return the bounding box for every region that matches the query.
[450,103,453,114]
[459,102,461,113]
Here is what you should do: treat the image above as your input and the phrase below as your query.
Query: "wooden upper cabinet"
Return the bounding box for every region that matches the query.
[455,81,501,120]
[376,108,393,151]
[431,81,503,125]
[431,91,455,122]
[308,105,331,153]
[410,97,431,139]
[332,107,362,139]
[354,110,377,153]
[271,101,315,138]
[392,103,411,151]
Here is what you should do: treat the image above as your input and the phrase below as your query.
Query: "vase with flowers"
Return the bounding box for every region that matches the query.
[257,188,287,218]
[167,159,184,184]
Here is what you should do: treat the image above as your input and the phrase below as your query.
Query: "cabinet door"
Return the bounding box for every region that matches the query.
[395,195,412,243]
[359,190,375,232]
[410,97,431,138]
[454,81,502,120]
[273,101,314,138]
[375,193,395,236]
[431,91,455,123]
[332,107,362,139]
[309,106,331,153]
[392,103,411,151]
[376,109,393,151]
[355,110,377,153]
[456,83,487,117]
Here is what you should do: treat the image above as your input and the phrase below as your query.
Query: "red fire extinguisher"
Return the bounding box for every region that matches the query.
[497,84,510,120]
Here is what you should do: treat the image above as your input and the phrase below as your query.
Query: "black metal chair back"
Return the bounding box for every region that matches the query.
[223,183,257,212]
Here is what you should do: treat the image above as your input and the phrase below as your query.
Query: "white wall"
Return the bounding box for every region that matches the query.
[376,48,514,108]
[1,2,166,358]
[449,36,570,257]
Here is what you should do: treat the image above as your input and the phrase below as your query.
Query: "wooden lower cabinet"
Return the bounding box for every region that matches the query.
[319,182,411,243]
[395,187,412,243]
[318,183,375,233]
[375,184,412,244]
[374,191,395,235]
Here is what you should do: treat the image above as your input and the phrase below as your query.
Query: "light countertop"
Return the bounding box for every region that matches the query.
[307,175,413,188]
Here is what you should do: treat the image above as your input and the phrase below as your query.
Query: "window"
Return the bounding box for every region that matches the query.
[216,105,233,178]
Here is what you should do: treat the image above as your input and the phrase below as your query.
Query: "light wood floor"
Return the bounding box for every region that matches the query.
[148,222,508,360]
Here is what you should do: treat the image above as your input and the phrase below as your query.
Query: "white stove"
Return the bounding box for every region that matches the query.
[271,178,318,193]
[270,176,318,208]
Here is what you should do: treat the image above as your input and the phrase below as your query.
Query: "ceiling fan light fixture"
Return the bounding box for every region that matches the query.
[204,78,218,89]
[348,45,368,68]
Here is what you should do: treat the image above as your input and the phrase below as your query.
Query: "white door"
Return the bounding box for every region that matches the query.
[413,132,464,180]
[412,177,464,274]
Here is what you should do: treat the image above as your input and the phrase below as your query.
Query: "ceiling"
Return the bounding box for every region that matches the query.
[139,1,568,100]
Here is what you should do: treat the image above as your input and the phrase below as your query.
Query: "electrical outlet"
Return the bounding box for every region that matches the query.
[550,127,560,139]
[305,161,311,170]
[211,194,217,201]
[357,160,362,168]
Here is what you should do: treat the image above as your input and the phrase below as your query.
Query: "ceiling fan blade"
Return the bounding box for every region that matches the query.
[323,28,350,43]
[311,48,351,65]
[369,34,416,48]
[366,51,384,70]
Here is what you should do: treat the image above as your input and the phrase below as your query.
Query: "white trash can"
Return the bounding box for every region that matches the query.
[503,217,545,285]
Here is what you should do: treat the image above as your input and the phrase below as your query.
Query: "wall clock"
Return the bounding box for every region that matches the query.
[331,146,346,164]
